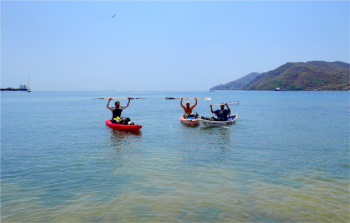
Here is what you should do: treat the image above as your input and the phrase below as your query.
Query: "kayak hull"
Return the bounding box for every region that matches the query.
[199,114,237,128]
[105,120,142,132]
[180,116,200,126]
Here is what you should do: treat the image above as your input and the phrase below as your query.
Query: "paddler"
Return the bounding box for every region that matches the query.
[107,97,130,123]
[181,98,197,116]
[210,103,231,121]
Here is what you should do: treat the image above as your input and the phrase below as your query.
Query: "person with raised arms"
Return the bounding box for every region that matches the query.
[210,103,231,121]
[180,98,197,116]
[107,97,130,123]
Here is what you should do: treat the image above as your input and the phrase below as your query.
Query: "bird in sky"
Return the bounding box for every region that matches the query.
[112,14,116,18]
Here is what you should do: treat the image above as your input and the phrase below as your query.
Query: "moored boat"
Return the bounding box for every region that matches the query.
[275,87,286,91]
[199,114,237,128]
[180,116,200,126]
[105,120,142,132]
[1,84,28,91]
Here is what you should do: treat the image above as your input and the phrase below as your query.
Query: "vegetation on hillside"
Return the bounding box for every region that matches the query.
[242,61,349,90]
[211,61,349,91]
[210,72,260,90]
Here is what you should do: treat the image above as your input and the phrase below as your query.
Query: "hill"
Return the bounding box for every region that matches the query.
[242,61,349,90]
[210,72,261,90]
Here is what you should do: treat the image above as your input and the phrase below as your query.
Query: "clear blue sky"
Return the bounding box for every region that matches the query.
[1,1,349,91]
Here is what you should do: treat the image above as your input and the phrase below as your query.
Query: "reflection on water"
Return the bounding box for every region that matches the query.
[108,129,142,146]
[107,129,144,177]
[177,125,234,165]
[109,129,142,140]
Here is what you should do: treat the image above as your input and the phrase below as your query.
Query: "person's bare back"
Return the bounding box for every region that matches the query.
[180,98,197,114]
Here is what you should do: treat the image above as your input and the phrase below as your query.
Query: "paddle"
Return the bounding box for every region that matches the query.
[208,101,239,106]
[166,97,211,100]
[93,97,146,100]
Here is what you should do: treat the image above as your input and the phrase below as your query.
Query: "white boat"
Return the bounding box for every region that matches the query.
[199,114,237,128]
[27,72,31,92]
[275,87,286,91]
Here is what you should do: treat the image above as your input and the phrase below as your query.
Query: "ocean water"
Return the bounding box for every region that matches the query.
[1,90,349,222]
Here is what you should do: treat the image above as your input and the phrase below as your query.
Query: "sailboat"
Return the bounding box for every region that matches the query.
[27,72,32,92]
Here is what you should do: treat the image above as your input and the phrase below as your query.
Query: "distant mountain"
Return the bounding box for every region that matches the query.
[242,61,349,90]
[210,72,261,90]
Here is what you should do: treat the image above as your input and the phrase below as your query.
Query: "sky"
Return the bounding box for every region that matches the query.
[1,1,349,91]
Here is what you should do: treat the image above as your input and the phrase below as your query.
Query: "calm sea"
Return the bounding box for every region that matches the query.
[1,91,349,222]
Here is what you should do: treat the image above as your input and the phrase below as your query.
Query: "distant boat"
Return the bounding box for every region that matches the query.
[275,87,286,91]
[27,72,31,92]
[1,72,32,92]
[1,84,28,91]
[210,90,215,92]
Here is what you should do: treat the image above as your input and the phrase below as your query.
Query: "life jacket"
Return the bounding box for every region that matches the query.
[113,108,123,119]
[215,109,229,119]
[111,116,121,123]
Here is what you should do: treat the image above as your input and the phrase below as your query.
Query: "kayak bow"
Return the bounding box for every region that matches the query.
[180,116,200,126]
[199,114,237,128]
[105,120,142,132]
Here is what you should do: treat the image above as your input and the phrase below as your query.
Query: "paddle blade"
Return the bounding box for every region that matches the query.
[228,101,239,105]
[207,101,239,106]
[203,97,211,100]
[166,97,177,100]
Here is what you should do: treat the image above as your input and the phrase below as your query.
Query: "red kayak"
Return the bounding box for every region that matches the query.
[105,120,142,132]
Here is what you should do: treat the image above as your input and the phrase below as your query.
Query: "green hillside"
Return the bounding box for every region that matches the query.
[210,72,260,90]
[241,61,349,90]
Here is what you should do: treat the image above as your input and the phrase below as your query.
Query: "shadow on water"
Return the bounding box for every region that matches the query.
[200,127,232,162]
[199,126,232,144]
[178,125,234,165]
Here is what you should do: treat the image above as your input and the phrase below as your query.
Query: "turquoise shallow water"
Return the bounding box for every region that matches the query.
[1,91,349,222]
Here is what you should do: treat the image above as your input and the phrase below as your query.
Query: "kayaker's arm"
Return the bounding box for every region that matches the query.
[107,98,114,111]
[180,98,186,110]
[121,97,131,110]
[210,105,215,114]
[191,98,198,109]
[225,103,231,113]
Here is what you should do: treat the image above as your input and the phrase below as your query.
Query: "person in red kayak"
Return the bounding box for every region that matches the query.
[181,98,197,116]
[210,103,231,121]
[107,97,130,123]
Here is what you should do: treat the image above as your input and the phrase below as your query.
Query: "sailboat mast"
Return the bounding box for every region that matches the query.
[27,72,32,92]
